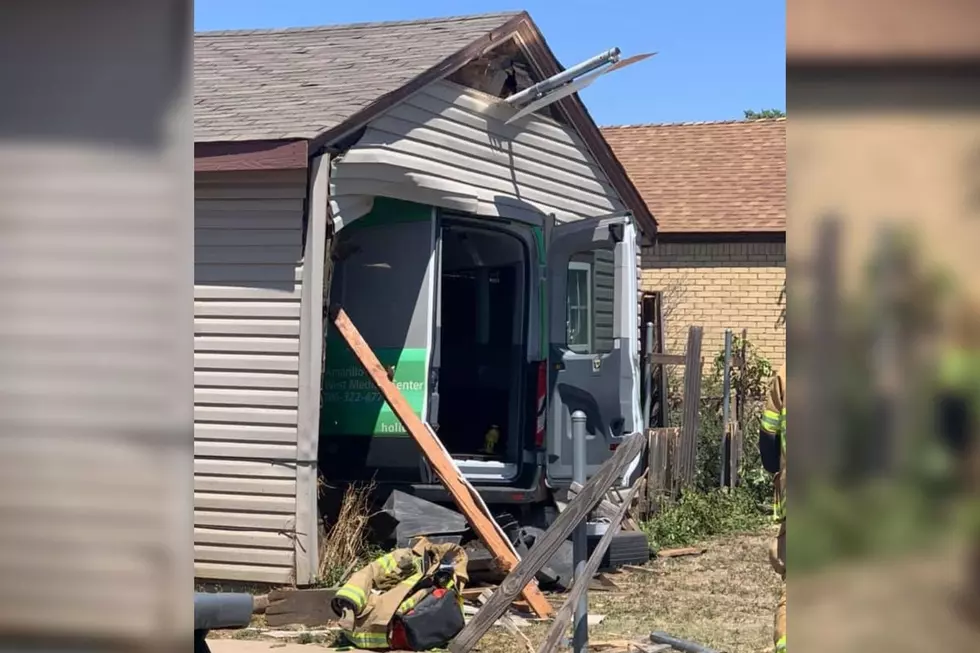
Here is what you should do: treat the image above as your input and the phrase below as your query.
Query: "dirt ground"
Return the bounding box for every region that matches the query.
[209,528,782,653]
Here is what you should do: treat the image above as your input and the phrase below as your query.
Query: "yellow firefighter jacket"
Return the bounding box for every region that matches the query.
[333,537,468,650]
[762,366,787,523]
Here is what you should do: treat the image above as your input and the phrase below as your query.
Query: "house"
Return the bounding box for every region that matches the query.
[193,11,654,585]
[602,119,787,370]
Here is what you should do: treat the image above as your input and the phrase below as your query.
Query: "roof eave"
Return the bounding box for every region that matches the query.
[195,139,308,173]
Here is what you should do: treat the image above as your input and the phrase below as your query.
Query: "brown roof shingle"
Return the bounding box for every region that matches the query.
[601,119,786,234]
[194,12,521,142]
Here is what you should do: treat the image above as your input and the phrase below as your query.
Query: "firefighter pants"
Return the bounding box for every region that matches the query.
[769,522,786,652]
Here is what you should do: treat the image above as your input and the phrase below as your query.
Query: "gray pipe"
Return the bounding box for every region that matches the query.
[571,410,589,653]
[194,592,254,631]
[650,631,722,653]
[506,48,621,107]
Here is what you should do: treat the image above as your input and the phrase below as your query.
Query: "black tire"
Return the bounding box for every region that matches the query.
[589,531,651,569]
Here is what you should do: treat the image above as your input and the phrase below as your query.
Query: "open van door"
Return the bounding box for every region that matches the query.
[545,213,641,484]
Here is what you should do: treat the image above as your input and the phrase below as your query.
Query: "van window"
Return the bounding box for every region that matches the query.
[566,260,592,353]
[566,251,615,355]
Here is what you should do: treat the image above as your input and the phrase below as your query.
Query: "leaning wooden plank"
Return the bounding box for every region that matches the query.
[329,307,552,619]
[450,431,646,653]
[536,476,644,653]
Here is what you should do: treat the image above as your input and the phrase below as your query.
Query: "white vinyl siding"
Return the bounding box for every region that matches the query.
[194,170,307,584]
[330,79,627,228]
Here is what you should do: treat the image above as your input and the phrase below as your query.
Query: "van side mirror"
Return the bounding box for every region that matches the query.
[608,223,624,243]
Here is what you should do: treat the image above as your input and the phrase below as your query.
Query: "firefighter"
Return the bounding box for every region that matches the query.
[759,365,786,652]
[935,301,980,622]
[331,537,469,651]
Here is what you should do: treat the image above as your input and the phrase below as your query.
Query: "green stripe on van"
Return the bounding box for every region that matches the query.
[320,337,426,438]
[344,197,432,230]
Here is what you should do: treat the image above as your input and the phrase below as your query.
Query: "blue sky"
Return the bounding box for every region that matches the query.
[195,1,785,126]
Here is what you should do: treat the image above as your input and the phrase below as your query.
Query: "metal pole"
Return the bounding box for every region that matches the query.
[643,321,654,430]
[571,410,589,653]
[720,329,732,488]
[650,631,722,653]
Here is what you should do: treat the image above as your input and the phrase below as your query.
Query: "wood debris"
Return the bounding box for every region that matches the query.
[657,546,707,558]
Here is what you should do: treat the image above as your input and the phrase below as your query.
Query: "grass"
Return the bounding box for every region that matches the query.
[477,529,782,653]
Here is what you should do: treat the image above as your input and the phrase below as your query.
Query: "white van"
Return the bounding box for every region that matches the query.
[319,196,642,523]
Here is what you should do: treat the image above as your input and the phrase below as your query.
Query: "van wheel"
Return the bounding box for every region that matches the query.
[493,511,521,543]
[527,502,559,530]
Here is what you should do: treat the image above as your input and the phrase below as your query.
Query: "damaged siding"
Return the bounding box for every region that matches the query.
[193,170,307,584]
[329,79,627,228]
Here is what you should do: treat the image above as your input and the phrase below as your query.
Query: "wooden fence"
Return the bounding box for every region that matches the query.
[638,323,751,518]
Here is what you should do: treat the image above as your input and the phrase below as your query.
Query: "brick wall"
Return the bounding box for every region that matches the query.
[641,240,786,372]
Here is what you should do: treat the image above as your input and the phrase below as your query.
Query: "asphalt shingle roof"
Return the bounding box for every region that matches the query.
[194,12,521,142]
[601,119,786,234]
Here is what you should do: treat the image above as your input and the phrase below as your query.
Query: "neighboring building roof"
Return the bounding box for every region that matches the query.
[601,119,785,234]
[788,0,980,63]
[194,12,521,142]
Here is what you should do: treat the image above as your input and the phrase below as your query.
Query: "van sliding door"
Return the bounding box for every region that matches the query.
[545,214,641,484]
[320,201,438,479]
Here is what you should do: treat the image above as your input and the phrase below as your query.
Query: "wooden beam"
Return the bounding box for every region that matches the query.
[264,588,338,627]
[329,307,552,619]
[450,431,647,653]
[537,477,645,653]
[648,353,686,366]
[678,327,703,487]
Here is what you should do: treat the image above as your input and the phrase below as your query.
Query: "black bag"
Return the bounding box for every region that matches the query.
[391,587,465,651]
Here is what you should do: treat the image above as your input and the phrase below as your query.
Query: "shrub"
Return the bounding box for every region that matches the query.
[641,488,766,551]
[642,336,776,548]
